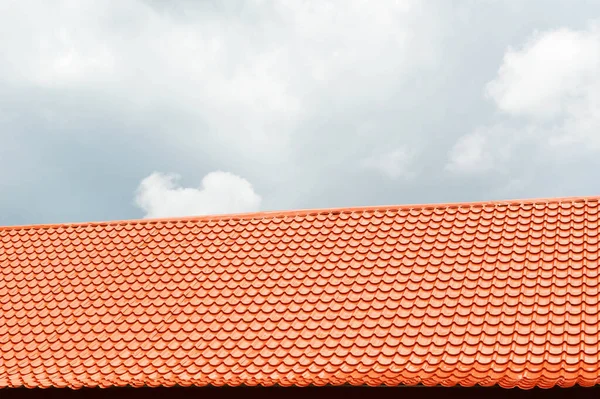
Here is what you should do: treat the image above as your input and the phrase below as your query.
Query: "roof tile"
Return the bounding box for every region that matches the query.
[3,196,600,388]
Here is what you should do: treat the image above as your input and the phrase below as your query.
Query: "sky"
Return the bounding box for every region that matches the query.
[2,0,600,226]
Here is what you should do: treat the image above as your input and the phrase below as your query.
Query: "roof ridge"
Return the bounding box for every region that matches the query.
[2,194,599,232]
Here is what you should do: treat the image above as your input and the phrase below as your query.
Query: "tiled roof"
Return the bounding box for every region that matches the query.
[1,196,600,390]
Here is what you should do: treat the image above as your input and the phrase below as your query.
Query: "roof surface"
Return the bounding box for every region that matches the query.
[1,196,600,390]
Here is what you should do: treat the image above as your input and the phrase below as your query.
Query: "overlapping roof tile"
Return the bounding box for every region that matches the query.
[1,196,600,389]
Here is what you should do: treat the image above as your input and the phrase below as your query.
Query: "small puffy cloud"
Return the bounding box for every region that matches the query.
[135,171,261,218]
[360,147,415,180]
[445,132,493,174]
[445,124,534,176]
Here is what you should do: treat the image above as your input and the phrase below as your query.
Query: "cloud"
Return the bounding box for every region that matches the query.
[482,21,600,148]
[445,124,534,175]
[445,132,493,174]
[485,24,600,120]
[0,0,456,224]
[0,0,440,160]
[134,171,261,218]
[448,20,600,177]
[360,147,415,180]
[8,1,600,226]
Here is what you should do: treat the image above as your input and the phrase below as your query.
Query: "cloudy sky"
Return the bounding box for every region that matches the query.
[1,0,600,226]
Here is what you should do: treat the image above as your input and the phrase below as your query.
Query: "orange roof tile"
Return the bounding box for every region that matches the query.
[1,196,600,389]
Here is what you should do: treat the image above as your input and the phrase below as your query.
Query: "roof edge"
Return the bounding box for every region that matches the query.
[2,194,600,231]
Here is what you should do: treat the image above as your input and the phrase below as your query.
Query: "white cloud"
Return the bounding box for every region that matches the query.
[448,20,600,177]
[445,124,531,175]
[445,132,493,174]
[361,147,415,180]
[485,24,600,120]
[134,171,261,218]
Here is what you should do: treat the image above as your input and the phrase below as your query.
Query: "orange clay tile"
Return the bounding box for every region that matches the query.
[2,196,600,389]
